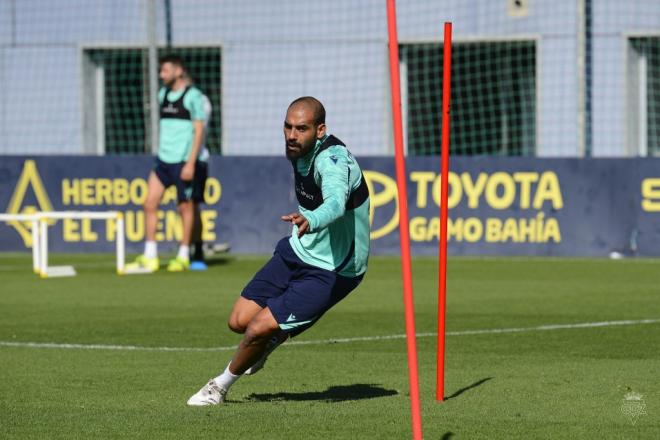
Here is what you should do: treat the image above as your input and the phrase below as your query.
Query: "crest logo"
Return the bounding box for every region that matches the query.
[620,391,647,425]
[5,160,54,247]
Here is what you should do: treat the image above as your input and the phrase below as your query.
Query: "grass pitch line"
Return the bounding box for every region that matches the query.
[290,318,660,345]
[0,341,231,352]
[1,318,658,352]
[443,318,660,336]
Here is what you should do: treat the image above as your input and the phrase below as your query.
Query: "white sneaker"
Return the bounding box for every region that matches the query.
[187,380,227,406]
[244,335,286,376]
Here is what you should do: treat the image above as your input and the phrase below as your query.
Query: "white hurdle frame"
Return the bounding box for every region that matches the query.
[0,211,125,277]
[0,213,41,273]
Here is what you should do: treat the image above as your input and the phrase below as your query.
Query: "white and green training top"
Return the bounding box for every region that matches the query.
[289,136,370,278]
[157,86,205,163]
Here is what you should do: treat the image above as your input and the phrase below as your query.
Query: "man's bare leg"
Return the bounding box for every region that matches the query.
[168,199,194,269]
[144,172,166,244]
[227,297,289,374]
[227,307,281,375]
[178,200,194,247]
[143,172,166,260]
[187,297,292,406]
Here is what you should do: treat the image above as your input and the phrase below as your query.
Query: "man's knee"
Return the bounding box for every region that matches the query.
[227,315,247,334]
[144,196,159,212]
[243,317,279,346]
[227,297,263,334]
[227,305,254,334]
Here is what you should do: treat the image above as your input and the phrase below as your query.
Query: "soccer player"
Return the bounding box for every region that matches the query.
[126,55,205,272]
[187,97,370,406]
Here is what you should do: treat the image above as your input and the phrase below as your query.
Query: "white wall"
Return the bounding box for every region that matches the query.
[1,0,659,156]
[591,1,660,156]
[3,47,80,154]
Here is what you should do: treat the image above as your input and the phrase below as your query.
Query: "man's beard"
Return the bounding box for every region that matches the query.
[285,141,300,160]
[285,140,313,160]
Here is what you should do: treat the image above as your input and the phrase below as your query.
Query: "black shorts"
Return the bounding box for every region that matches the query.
[241,238,363,337]
[153,159,207,203]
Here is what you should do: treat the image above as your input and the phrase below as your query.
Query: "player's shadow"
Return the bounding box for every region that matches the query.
[246,383,398,403]
[204,257,233,267]
[443,377,493,401]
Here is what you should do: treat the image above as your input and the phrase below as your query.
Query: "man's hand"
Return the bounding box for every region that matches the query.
[180,161,195,181]
[281,212,310,237]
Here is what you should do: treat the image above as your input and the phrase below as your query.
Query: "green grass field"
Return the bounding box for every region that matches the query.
[1,253,659,439]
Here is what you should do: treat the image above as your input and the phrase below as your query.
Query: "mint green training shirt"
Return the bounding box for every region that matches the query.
[289,136,370,278]
[158,86,205,163]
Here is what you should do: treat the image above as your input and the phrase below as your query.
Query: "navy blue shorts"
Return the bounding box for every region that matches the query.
[241,237,364,337]
[153,159,207,203]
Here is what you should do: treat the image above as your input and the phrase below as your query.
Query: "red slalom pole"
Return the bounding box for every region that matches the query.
[386,1,423,439]
[437,22,452,402]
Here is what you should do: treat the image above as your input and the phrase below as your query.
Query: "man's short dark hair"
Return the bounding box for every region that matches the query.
[159,54,186,71]
[289,96,326,126]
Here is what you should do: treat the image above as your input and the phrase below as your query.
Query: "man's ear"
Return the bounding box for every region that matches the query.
[316,123,326,139]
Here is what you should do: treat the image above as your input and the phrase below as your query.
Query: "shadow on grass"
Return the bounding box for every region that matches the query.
[246,383,398,403]
[204,258,234,267]
[440,432,455,440]
[444,377,493,401]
